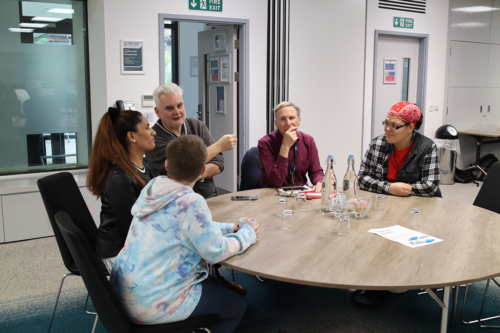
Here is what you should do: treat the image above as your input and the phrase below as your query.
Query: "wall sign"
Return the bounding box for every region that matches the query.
[220,54,230,83]
[121,40,144,75]
[393,17,414,29]
[384,59,396,84]
[210,55,219,83]
[189,0,223,12]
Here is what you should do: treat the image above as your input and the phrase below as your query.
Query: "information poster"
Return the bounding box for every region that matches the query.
[210,56,219,82]
[383,59,396,84]
[121,40,144,75]
[220,54,230,83]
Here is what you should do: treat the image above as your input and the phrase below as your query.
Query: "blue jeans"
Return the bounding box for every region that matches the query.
[188,275,247,333]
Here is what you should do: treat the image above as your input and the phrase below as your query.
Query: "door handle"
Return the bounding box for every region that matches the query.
[480,106,483,113]
[488,105,491,113]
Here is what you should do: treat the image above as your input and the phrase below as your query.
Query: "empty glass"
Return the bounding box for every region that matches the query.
[409,208,422,229]
[295,193,307,210]
[276,198,287,216]
[374,194,387,211]
[281,210,294,230]
[337,213,350,236]
[333,193,348,217]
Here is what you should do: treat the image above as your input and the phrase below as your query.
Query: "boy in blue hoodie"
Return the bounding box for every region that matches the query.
[110,135,259,332]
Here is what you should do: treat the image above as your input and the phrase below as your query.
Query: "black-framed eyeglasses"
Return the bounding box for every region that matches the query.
[276,188,294,197]
[382,120,409,130]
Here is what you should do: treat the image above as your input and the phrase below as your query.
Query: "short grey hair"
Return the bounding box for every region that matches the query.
[153,83,184,106]
[274,101,301,119]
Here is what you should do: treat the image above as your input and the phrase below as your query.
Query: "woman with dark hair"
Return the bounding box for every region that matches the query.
[87,107,156,271]
[358,102,440,197]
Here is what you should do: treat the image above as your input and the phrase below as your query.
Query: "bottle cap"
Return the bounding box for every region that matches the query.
[328,155,333,157]
[349,154,353,157]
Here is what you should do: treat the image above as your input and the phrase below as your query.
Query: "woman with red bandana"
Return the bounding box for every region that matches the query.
[358,102,441,197]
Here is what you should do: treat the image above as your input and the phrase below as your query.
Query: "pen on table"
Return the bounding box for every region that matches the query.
[409,235,429,241]
[410,239,434,245]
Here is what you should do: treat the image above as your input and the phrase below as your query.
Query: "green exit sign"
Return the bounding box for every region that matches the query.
[393,17,414,29]
[189,0,223,12]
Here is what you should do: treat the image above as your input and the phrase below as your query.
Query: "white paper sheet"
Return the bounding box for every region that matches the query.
[368,225,443,248]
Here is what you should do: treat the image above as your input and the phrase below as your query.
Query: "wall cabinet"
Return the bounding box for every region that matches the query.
[447,87,500,124]
[0,184,101,243]
[449,41,490,87]
[450,0,500,43]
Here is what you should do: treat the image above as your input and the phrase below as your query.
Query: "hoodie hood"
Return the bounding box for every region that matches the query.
[131,176,195,219]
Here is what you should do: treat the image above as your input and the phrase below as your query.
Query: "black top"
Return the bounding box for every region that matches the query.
[96,162,152,259]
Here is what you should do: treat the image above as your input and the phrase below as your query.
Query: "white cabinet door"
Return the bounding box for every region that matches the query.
[449,41,490,87]
[488,45,500,88]
[0,197,4,243]
[449,0,493,43]
[3,192,53,242]
[447,87,487,124]
[486,88,500,122]
[491,0,500,43]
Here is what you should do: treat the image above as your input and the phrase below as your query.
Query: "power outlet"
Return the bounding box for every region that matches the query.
[428,105,439,112]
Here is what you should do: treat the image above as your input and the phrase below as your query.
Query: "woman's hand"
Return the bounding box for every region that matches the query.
[312,182,322,193]
[388,182,413,197]
[233,217,259,239]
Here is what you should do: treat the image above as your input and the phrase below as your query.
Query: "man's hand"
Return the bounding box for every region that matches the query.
[216,134,237,152]
[312,182,322,193]
[388,182,413,197]
[282,126,298,150]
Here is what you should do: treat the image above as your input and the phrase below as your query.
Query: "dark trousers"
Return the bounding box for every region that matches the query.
[188,275,246,333]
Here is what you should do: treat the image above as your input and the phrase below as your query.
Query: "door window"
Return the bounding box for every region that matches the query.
[164,21,178,84]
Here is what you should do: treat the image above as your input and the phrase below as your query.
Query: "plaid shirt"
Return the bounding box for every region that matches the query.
[358,133,440,197]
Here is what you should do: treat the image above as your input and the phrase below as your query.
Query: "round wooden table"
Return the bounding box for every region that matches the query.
[206,188,500,332]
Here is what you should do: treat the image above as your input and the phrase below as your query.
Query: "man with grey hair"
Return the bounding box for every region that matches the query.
[145,83,237,199]
[258,101,323,192]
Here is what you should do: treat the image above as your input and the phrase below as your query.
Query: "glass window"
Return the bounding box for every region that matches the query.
[0,0,89,175]
[164,21,178,84]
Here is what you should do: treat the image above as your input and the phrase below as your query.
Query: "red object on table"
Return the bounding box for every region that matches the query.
[300,190,321,199]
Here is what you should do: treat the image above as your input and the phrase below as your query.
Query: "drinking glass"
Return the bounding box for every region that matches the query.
[239,217,256,228]
[281,210,294,230]
[337,213,350,236]
[333,193,347,217]
[295,193,307,210]
[276,198,287,216]
[409,208,422,229]
[374,194,387,211]
[353,198,372,218]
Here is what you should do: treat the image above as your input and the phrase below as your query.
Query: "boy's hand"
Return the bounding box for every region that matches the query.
[252,223,259,239]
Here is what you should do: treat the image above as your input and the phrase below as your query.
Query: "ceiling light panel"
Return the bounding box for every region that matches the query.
[31,16,64,22]
[47,8,74,14]
[9,28,34,32]
[19,23,48,28]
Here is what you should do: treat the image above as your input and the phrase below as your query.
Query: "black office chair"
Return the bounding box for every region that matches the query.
[460,162,500,328]
[55,211,219,333]
[37,172,107,333]
[240,147,261,191]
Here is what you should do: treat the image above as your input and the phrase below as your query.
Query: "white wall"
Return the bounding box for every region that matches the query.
[289,0,367,174]
[88,0,268,148]
[179,22,204,120]
[363,0,450,152]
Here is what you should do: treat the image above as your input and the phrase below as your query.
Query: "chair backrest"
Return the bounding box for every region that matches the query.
[473,161,500,214]
[37,172,98,274]
[56,211,132,333]
[240,147,261,191]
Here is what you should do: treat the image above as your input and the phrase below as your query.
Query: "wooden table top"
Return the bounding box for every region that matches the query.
[207,188,500,290]
[458,129,500,138]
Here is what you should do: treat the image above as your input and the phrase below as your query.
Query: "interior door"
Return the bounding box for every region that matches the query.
[373,36,419,139]
[198,26,238,193]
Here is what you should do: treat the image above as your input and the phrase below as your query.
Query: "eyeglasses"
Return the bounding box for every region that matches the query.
[382,120,409,130]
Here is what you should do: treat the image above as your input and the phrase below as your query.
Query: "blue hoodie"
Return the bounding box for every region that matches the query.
[110,176,256,325]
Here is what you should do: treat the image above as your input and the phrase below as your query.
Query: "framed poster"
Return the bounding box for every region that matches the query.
[190,56,198,77]
[219,54,230,83]
[383,59,396,84]
[210,56,219,83]
[121,40,144,75]
[214,32,226,52]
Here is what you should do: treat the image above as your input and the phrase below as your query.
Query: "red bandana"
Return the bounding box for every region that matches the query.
[388,102,421,126]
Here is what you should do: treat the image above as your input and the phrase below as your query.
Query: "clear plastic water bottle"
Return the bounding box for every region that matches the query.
[321,155,337,213]
[343,155,358,212]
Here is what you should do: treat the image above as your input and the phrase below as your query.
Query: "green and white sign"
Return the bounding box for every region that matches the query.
[189,0,223,12]
[393,17,414,29]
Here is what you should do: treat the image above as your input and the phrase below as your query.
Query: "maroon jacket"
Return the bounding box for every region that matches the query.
[258,130,324,188]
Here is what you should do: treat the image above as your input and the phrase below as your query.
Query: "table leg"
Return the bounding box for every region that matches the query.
[441,287,451,333]
[451,285,459,328]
